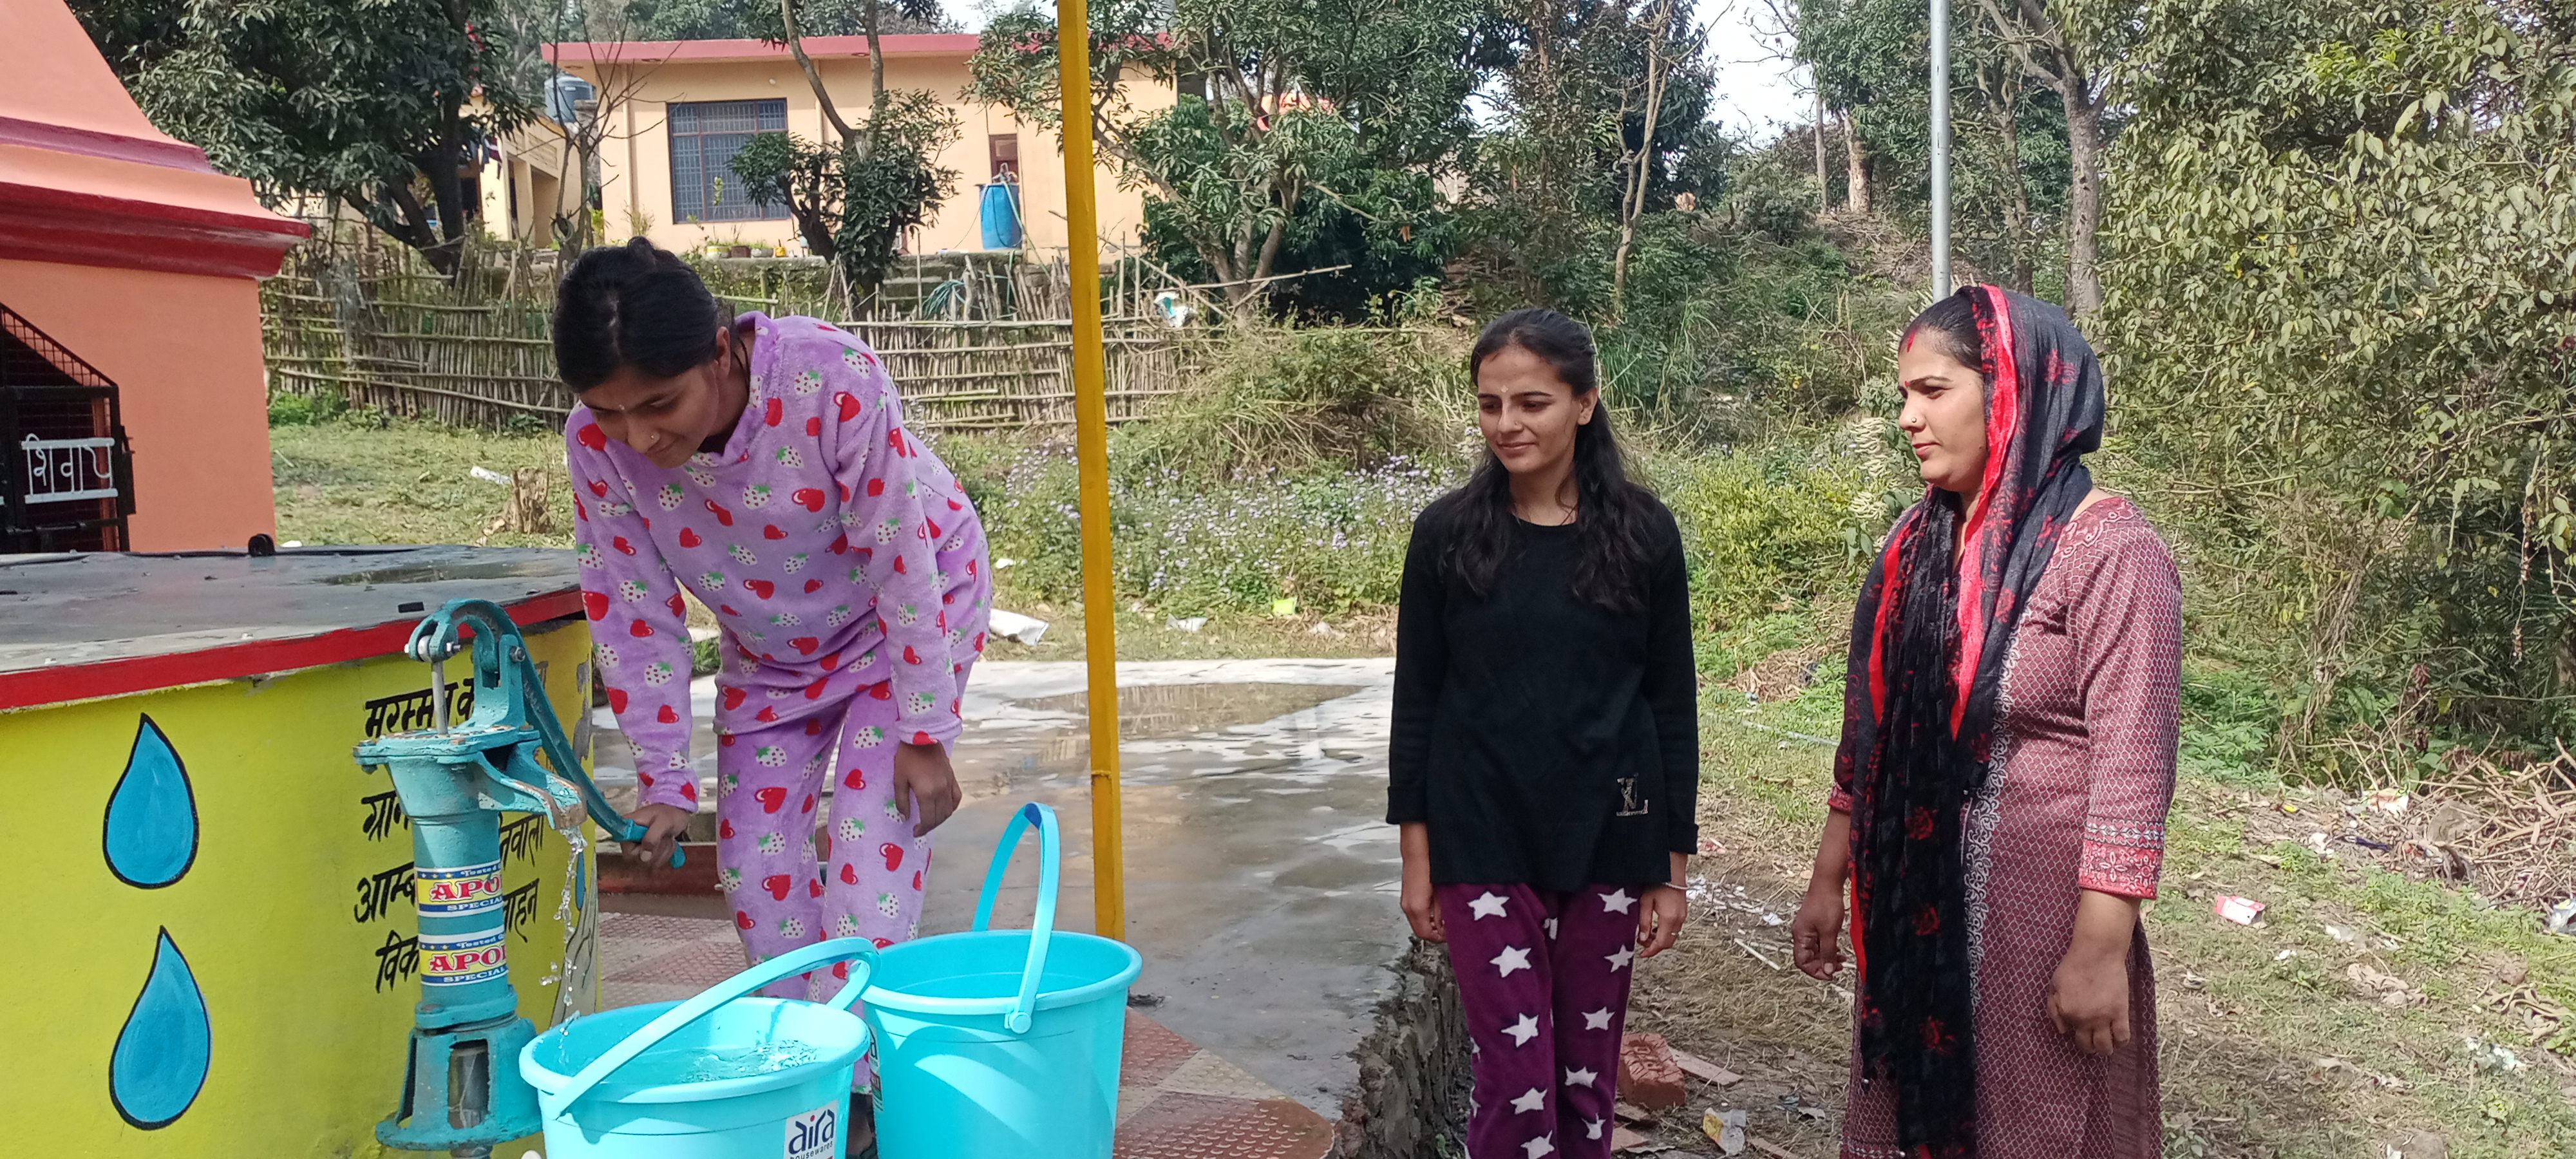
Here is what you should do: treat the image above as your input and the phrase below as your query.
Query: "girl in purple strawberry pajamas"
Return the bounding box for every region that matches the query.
[1389,310,1697,1159]
[553,241,992,997]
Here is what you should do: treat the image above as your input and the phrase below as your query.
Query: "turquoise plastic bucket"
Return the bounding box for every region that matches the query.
[520,939,881,1159]
[863,802,1142,1159]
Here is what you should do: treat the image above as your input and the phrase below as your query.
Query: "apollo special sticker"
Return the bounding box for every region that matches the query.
[784,1103,838,1159]
[419,928,508,987]
[416,860,505,916]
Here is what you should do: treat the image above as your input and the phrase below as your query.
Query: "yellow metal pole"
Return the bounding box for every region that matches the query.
[1055,0,1125,943]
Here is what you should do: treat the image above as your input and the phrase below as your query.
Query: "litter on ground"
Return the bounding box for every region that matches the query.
[987,608,1048,645]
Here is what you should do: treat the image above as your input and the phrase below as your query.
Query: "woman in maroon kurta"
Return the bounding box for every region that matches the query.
[1788,287,2181,1158]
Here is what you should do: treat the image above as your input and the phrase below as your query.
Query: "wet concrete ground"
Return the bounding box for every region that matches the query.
[592,658,1409,1117]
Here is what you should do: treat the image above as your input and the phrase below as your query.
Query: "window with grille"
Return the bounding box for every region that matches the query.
[2,303,133,552]
[669,99,791,223]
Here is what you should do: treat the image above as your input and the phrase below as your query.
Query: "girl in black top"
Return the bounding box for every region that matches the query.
[1388,308,1698,1159]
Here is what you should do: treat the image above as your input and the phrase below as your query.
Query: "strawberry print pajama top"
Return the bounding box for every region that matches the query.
[569,313,991,988]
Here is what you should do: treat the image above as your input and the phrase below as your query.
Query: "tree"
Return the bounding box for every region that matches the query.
[1792,0,1920,216]
[71,0,540,278]
[1976,0,2128,314]
[2101,0,2576,759]
[1454,0,1726,319]
[968,0,1493,310]
[725,104,960,296]
[1611,0,1685,302]
[1785,0,2075,295]
[736,1,960,297]
[727,130,846,258]
[829,91,962,294]
[1139,118,1459,319]
[622,0,951,39]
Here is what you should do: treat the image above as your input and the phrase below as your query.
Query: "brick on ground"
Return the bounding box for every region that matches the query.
[1617,1032,1687,1111]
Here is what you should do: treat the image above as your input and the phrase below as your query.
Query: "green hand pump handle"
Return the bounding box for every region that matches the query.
[398,598,681,861]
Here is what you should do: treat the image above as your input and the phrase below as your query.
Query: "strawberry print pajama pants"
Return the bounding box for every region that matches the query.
[720,652,977,1000]
[1439,881,1647,1159]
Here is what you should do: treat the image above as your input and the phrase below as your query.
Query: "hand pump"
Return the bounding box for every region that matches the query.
[354,599,681,1158]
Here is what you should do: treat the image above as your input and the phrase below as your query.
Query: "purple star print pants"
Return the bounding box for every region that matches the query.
[1438,881,1650,1159]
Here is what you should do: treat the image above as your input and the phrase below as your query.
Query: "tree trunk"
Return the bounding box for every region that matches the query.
[404,122,472,279]
[1612,0,1673,306]
[1843,109,1870,214]
[2061,91,2103,315]
[782,0,855,141]
[1994,86,2031,292]
[793,196,838,259]
[1813,87,1830,207]
[1241,202,1292,312]
[1981,0,2103,312]
[861,0,886,158]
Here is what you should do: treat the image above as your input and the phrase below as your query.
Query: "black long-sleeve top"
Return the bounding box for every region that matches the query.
[1385,498,1700,890]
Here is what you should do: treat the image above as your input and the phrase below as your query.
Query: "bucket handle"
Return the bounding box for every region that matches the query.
[967,801,1059,1035]
[542,938,879,1116]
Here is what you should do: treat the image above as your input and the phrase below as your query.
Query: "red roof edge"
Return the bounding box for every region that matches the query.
[0,173,309,280]
[546,33,981,66]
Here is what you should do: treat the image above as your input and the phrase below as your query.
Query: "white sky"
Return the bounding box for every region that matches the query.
[936,0,1814,144]
[1701,1,1812,142]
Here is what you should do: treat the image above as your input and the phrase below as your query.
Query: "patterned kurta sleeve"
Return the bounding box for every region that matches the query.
[567,415,699,814]
[2069,529,2184,898]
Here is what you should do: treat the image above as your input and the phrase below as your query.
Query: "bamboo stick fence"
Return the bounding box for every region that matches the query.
[261,224,1222,434]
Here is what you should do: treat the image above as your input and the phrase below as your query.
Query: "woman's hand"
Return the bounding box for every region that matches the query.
[1397,823,1444,943]
[1792,808,1852,979]
[1637,884,1687,959]
[2048,889,2140,1055]
[892,741,962,837]
[2047,950,2131,1055]
[1790,885,1846,979]
[624,802,696,865]
[1636,850,1689,958]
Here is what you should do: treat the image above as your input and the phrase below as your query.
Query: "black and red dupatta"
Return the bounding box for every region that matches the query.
[1835,285,2107,1156]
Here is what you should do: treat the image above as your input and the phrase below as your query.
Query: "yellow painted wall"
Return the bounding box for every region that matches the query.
[564,53,1168,257]
[0,619,598,1157]
[480,118,576,244]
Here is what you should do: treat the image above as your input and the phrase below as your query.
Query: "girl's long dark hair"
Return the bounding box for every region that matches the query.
[1437,308,1660,612]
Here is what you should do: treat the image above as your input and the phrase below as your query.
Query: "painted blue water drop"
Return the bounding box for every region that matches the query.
[104,715,196,888]
[109,928,211,1129]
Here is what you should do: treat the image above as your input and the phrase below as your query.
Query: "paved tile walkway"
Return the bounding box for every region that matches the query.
[600,911,1336,1159]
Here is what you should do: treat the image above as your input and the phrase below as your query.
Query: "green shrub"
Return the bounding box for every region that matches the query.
[2177,663,2280,786]
[268,388,346,426]
[940,433,1458,618]
[1642,422,1910,679]
[1116,325,1469,480]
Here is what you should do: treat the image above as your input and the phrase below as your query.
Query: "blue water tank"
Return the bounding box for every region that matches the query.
[545,73,595,124]
[979,182,1023,250]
